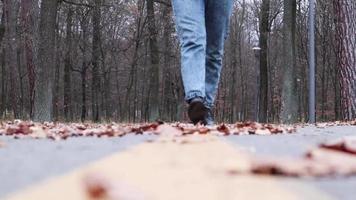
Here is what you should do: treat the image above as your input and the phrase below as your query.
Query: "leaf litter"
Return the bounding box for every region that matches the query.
[2,120,356,180]
[242,136,356,177]
[0,120,297,141]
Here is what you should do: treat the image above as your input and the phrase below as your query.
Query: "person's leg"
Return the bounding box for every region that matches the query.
[171,0,206,102]
[204,0,233,109]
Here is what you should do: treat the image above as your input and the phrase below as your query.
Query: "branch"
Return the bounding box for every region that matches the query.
[62,0,93,8]
[154,0,172,7]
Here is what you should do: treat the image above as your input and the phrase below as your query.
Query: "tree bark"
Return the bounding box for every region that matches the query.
[146,0,160,121]
[0,7,6,117]
[280,0,298,123]
[258,0,270,123]
[333,0,356,120]
[4,0,20,118]
[91,0,102,122]
[20,0,35,118]
[33,0,58,122]
[64,6,73,121]
[74,9,90,122]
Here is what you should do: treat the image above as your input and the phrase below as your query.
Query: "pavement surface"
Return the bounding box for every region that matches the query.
[0,125,355,199]
[226,125,356,200]
[0,135,156,198]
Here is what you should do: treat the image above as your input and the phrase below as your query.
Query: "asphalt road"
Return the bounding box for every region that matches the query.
[226,125,356,200]
[0,125,355,199]
[0,134,156,198]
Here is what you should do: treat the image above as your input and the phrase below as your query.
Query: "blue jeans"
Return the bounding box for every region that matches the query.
[172,0,233,109]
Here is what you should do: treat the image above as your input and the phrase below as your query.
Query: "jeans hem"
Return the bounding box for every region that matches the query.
[185,91,205,103]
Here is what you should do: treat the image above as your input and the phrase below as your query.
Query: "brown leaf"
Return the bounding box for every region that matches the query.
[30,126,47,139]
[83,173,146,200]
[236,121,253,128]
[285,126,297,133]
[155,124,183,137]
[265,124,284,134]
[217,124,230,135]
[198,127,210,134]
[131,123,160,134]
[306,148,356,176]
[83,173,111,199]
[5,121,32,135]
[320,137,356,155]
[250,157,333,177]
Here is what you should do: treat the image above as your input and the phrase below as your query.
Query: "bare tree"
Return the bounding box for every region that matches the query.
[3,0,20,118]
[64,6,73,121]
[280,0,298,123]
[33,0,58,122]
[20,0,36,118]
[258,0,270,123]
[146,0,160,121]
[92,0,102,122]
[333,0,356,120]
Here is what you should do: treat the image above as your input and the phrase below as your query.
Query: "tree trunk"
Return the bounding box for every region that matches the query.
[4,0,20,118]
[0,50,5,118]
[280,0,298,123]
[0,8,6,117]
[333,0,356,120]
[81,68,87,122]
[146,0,160,121]
[161,4,171,121]
[20,0,35,118]
[79,10,89,122]
[64,6,73,121]
[92,0,102,122]
[258,0,270,123]
[33,0,58,122]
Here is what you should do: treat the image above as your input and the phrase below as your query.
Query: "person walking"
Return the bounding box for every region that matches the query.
[172,0,233,125]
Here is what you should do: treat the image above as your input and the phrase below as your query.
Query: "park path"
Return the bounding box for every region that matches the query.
[3,132,334,200]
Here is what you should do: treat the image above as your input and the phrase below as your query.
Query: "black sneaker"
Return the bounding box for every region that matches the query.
[188,97,207,125]
[204,108,215,126]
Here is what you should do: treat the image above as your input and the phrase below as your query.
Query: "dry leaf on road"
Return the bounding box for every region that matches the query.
[319,136,356,154]
[306,148,356,176]
[83,173,146,200]
[249,157,333,177]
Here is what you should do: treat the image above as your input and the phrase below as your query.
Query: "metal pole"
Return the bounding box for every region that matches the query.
[308,0,316,123]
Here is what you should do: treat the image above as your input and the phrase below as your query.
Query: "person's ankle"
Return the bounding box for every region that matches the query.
[204,108,215,126]
[188,97,204,104]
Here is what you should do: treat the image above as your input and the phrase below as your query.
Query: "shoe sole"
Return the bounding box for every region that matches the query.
[188,101,207,125]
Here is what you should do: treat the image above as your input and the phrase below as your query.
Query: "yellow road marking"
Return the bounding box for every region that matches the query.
[4,135,333,200]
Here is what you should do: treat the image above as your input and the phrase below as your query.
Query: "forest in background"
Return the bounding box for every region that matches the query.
[0,0,355,123]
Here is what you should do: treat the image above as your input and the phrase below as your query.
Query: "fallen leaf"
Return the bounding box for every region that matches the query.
[316,123,328,128]
[155,124,183,137]
[217,124,230,135]
[131,122,160,134]
[198,127,210,134]
[249,157,333,177]
[83,173,111,199]
[83,173,145,200]
[320,136,356,154]
[30,126,47,139]
[254,128,271,135]
[5,121,32,135]
[306,148,356,176]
